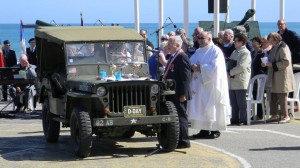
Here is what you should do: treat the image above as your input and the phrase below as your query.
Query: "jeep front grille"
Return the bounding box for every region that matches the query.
[108,85,151,113]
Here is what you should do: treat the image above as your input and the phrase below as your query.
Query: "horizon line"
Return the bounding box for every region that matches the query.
[0,21,296,24]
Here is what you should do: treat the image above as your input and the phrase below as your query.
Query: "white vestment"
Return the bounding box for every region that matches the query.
[187,43,231,131]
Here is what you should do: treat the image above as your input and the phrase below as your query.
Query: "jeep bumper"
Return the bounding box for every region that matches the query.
[93,115,176,127]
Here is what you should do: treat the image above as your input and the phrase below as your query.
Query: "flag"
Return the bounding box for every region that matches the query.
[80,12,84,26]
[20,19,26,55]
[68,67,77,73]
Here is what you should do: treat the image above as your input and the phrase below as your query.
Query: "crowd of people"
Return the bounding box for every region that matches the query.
[144,19,300,148]
[1,19,300,149]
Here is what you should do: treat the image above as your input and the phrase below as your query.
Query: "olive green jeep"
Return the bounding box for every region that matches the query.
[35,24,179,158]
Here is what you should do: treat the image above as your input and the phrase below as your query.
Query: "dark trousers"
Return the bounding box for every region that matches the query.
[173,100,190,145]
[2,85,7,100]
[270,93,287,116]
[229,89,247,123]
[9,87,30,108]
[252,88,264,118]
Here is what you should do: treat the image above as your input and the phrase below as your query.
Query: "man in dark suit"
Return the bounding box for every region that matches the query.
[2,40,17,101]
[139,29,154,58]
[164,36,192,149]
[277,19,300,65]
[219,29,236,62]
[26,38,37,66]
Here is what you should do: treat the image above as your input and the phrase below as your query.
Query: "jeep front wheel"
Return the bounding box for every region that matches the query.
[122,129,135,138]
[70,108,92,158]
[42,98,60,143]
[157,101,179,151]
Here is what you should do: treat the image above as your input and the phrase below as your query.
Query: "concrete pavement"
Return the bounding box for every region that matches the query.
[0,101,241,168]
[1,100,300,168]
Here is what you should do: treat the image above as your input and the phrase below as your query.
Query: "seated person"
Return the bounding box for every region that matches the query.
[133,42,144,62]
[82,44,95,56]
[66,44,79,57]
[9,54,37,112]
[79,44,95,56]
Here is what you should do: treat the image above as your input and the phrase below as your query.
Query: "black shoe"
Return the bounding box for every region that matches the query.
[203,131,221,139]
[192,130,210,139]
[229,122,238,126]
[238,122,247,126]
[210,131,221,138]
[193,130,221,139]
[176,142,191,149]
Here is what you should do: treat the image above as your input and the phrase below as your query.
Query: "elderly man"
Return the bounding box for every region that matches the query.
[220,29,235,61]
[192,27,204,49]
[9,54,37,113]
[175,28,187,40]
[188,31,230,139]
[277,19,300,65]
[139,29,154,49]
[182,38,195,58]
[164,36,192,148]
[140,29,154,58]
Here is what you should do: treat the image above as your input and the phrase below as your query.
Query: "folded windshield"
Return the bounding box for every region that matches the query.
[66,42,145,65]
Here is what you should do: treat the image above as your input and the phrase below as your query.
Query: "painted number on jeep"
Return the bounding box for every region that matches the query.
[94,119,113,126]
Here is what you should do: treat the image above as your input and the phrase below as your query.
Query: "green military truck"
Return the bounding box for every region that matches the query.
[35,23,179,158]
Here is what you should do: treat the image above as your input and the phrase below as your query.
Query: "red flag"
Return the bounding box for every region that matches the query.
[80,12,83,26]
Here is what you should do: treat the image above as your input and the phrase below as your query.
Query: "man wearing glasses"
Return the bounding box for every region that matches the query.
[2,40,17,101]
[188,31,230,139]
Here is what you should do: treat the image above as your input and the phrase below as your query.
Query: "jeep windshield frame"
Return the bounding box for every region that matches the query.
[66,41,146,65]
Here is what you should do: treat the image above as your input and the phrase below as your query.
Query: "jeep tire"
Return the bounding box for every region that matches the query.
[70,108,92,158]
[122,129,135,138]
[42,98,60,143]
[157,101,179,151]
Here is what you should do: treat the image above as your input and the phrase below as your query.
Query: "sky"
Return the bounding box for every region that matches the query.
[1,0,299,24]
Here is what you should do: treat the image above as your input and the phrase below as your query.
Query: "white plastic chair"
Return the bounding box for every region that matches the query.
[246,74,268,125]
[287,72,300,119]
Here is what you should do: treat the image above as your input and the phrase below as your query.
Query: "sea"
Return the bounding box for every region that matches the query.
[1,22,300,57]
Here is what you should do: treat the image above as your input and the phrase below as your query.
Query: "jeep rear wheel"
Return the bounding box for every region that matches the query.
[157,101,179,151]
[42,98,60,143]
[70,108,92,158]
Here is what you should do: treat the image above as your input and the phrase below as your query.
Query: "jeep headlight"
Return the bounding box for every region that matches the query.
[97,86,107,97]
[151,84,159,94]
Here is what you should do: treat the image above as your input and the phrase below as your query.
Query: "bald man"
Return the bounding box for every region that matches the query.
[277,19,300,65]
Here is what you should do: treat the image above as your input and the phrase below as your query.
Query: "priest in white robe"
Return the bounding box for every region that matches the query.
[188,31,231,139]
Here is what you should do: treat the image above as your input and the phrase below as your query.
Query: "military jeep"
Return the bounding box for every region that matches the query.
[35,25,179,158]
